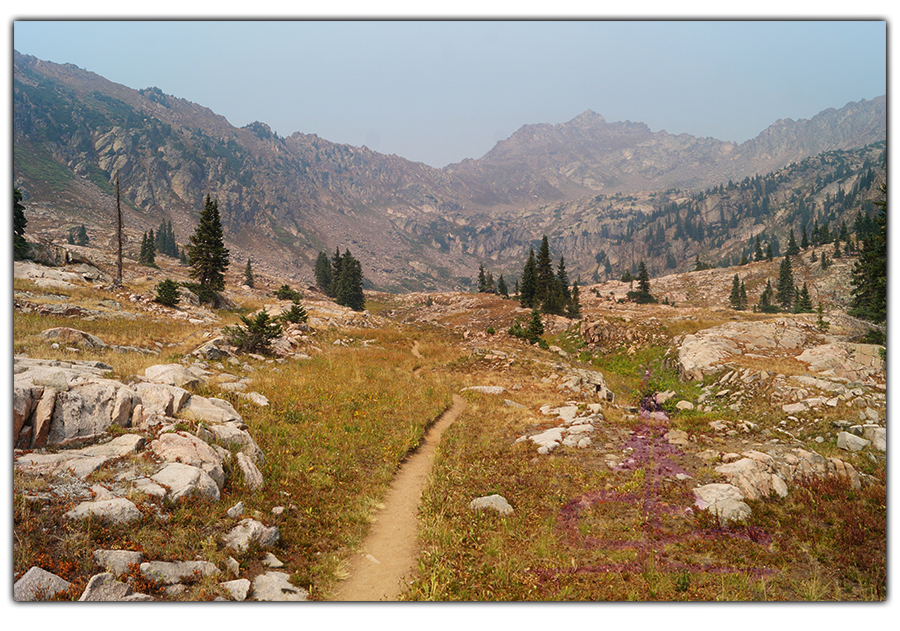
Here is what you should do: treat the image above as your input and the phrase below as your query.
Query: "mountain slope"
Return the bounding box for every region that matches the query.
[13,50,886,292]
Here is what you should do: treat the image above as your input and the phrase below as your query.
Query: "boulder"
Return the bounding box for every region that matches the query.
[251,571,308,601]
[693,483,752,523]
[201,422,264,461]
[144,364,201,389]
[469,494,514,515]
[180,395,241,424]
[39,327,107,350]
[223,518,280,553]
[140,560,220,585]
[151,462,221,502]
[14,566,73,601]
[93,549,144,576]
[48,380,139,447]
[135,382,190,417]
[235,452,264,490]
[836,431,870,453]
[220,578,252,601]
[79,573,148,601]
[150,431,225,489]
[65,497,143,524]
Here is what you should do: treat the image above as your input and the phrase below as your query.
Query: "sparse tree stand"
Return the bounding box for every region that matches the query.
[849,181,887,330]
[186,194,230,300]
[14,188,28,260]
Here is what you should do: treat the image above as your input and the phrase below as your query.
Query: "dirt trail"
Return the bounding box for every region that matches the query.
[330,344,465,601]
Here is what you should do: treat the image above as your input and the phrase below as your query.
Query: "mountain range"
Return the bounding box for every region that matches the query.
[13,50,887,292]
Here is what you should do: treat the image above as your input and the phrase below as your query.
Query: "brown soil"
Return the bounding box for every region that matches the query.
[329,393,467,601]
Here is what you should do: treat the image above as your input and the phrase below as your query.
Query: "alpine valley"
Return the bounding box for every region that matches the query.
[13,50,886,292]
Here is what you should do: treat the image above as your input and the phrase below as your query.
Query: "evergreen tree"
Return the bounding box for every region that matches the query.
[849,182,887,324]
[497,274,509,298]
[757,280,778,313]
[754,235,764,261]
[534,235,554,307]
[637,260,651,294]
[525,308,544,340]
[67,230,75,245]
[155,278,180,307]
[519,249,537,308]
[765,242,774,261]
[740,253,750,266]
[314,251,332,294]
[477,264,487,292]
[14,189,28,260]
[334,249,365,311]
[832,241,842,259]
[76,224,89,246]
[243,258,255,288]
[820,251,831,270]
[786,229,800,256]
[794,282,813,313]
[556,256,571,303]
[139,231,156,267]
[800,226,809,250]
[566,282,582,319]
[730,274,742,309]
[485,270,496,294]
[187,195,230,293]
[329,247,343,298]
[223,309,283,354]
[775,256,795,311]
[739,281,748,311]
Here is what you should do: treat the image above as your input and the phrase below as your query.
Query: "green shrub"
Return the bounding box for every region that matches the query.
[223,309,283,354]
[154,278,180,307]
[279,303,308,324]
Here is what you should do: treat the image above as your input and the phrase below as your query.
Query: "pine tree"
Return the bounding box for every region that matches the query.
[534,235,554,307]
[314,251,332,294]
[14,188,28,260]
[76,224,88,246]
[485,270,496,294]
[849,182,887,324]
[329,247,343,298]
[775,256,795,311]
[730,274,742,309]
[477,264,487,292]
[334,249,365,311]
[800,226,809,250]
[139,231,156,267]
[754,236,764,261]
[497,274,509,298]
[556,256,571,303]
[739,281,748,311]
[757,280,777,313]
[243,258,255,288]
[833,240,842,259]
[765,242,774,261]
[187,195,230,293]
[637,260,651,293]
[526,308,544,340]
[786,229,800,256]
[155,278,180,307]
[566,282,582,319]
[794,282,813,313]
[519,249,537,308]
[67,230,75,245]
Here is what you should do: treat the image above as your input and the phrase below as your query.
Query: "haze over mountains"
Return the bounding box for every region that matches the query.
[13,50,886,292]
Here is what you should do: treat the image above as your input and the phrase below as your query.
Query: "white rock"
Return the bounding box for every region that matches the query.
[251,571,308,601]
[65,497,142,524]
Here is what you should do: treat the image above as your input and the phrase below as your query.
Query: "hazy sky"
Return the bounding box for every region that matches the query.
[10,19,888,168]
